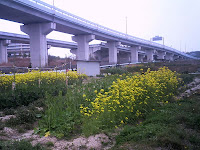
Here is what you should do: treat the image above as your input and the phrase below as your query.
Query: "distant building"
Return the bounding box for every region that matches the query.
[7,43,30,58]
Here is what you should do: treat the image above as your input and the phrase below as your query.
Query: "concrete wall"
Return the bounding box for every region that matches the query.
[77,60,100,76]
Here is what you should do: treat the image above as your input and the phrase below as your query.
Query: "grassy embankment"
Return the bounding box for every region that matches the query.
[113,93,200,150]
[0,61,200,149]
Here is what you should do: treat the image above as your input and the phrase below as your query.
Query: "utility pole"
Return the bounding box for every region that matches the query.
[185,43,187,53]
[163,37,164,45]
[125,16,128,35]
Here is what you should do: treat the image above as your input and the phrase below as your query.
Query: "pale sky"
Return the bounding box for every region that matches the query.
[0,0,200,57]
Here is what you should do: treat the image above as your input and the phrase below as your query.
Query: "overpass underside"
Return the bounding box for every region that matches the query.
[1,40,186,67]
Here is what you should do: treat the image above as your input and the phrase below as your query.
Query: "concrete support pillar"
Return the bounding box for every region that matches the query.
[138,54,145,62]
[118,52,130,64]
[107,41,120,64]
[145,49,154,62]
[166,53,174,61]
[157,51,166,59]
[72,34,95,61]
[130,46,139,63]
[70,49,77,56]
[125,52,131,63]
[173,55,179,60]
[179,56,184,59]
[89,46,101,60]
[0,40,11,64]
[20,22,56,67]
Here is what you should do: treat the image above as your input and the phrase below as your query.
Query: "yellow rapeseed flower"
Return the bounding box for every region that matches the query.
[80,67,179,129]
[100,89,104,93]
[45,131,50,137]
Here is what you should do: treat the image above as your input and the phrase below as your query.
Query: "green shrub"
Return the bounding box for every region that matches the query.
[179,74,196,84]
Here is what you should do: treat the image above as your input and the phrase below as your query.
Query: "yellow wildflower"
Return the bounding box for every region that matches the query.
[100,89,104,92]
[45,131,50,137]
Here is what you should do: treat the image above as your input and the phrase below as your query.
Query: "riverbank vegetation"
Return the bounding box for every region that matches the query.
[0,61,200,149]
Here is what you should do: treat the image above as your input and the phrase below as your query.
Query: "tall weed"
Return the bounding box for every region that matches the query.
[38,75,120,138]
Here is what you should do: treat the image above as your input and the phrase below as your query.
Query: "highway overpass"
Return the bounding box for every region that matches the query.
[0,0,198,69]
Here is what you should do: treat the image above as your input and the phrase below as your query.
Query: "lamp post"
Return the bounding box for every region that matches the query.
[163,37,164,45]
[125,16,127,35]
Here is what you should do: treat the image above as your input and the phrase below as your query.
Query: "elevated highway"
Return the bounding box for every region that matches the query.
[0,31,146,64]
[0,31,77,49]
[0,0,198,68]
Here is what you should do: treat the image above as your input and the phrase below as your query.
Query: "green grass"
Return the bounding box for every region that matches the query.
[37,75,121,138]
[2,99,45,133]
[0,140,48,150]
[114,94,200,150]
[101,67,128,75]
[101,60,200,75]
[1,70,199,149]
[0,80,67,109]
[179,73,197,84]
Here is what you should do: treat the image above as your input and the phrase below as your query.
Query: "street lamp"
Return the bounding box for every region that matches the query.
[125,16,128,35]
